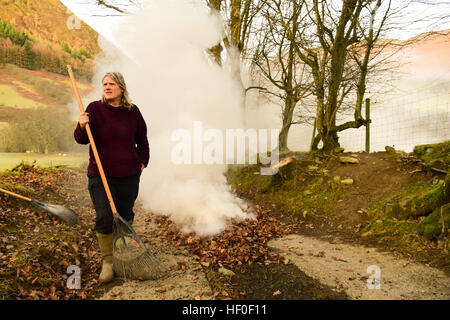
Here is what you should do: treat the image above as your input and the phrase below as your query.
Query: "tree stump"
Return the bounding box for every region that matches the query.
[260,156,296,193]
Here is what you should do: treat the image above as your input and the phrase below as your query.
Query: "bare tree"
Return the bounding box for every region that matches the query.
[251,0,313,151]
[267,0,397,153]
[4,108,75,154]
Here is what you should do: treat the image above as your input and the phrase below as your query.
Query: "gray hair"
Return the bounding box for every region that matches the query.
[101,72,133,110]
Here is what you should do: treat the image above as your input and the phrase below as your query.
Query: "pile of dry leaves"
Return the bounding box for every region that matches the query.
[152,204,297,270]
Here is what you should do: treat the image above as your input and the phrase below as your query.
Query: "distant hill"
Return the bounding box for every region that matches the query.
[0,0,100,55]
[0,0,101,80]
[0,63,92,110]
[397,29,450,81]
[0,63,93,153]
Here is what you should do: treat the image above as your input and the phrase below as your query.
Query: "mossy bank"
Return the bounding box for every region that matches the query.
[226,141,449,273]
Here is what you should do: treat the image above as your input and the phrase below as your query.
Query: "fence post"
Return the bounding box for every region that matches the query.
[365,98,370,153]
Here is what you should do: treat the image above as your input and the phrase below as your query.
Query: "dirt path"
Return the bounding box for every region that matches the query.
[268,234,450,300]
[99,210,213,300]
[98,207,449,300]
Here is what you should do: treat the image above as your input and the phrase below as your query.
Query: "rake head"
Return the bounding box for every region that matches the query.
[111,214,168,280]
[32,200,79,226]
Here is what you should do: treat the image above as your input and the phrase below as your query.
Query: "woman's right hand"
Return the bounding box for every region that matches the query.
[78,112,89,129]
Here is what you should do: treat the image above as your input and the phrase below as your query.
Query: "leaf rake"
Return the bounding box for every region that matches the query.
[0,187,79,226]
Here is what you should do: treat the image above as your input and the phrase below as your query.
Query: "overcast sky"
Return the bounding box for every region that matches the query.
[60,0,450,45]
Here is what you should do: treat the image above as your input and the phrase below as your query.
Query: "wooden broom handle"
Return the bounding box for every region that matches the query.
[67,65,119,215]
[0,187,32,202]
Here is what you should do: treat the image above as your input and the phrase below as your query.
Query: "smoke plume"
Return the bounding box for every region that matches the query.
[92,0,254,236]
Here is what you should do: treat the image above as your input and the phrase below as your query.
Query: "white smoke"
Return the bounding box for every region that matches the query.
[93,0,254,236]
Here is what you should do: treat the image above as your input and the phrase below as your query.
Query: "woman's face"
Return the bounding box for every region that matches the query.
[103,76,123,103]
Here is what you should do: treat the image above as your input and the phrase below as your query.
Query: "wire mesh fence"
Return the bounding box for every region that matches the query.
[338,81,450,153]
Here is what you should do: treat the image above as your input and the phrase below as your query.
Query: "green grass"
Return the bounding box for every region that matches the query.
[226,161,344,219]
[62,79,90,91]
[0,152,87,171]
[0,85,50,109]
[12,80,38,95]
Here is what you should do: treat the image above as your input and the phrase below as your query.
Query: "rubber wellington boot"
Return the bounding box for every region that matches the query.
[95,232,114,283]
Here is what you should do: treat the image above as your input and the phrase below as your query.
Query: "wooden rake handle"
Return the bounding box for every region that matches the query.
[67,65,119,216]
[0,187,32,202]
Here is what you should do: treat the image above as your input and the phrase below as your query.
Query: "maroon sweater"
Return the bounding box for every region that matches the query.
[74,100,149,178]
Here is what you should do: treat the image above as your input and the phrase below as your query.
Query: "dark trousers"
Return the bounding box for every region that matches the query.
[87,171,141,234]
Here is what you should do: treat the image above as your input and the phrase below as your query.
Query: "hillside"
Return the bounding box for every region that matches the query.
[0,0,101,154]
[0,63,93,153]
[0,63,92,109]
[0,0,100,80]
[0,0,100,57]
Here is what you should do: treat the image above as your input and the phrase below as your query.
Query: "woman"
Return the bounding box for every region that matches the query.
[74,72,149,283]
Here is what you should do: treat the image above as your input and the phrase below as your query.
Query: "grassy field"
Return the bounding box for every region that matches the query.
[0,152,87,171]
[12,80,39,95]
[0,85,50,109]
[63,79,91,91]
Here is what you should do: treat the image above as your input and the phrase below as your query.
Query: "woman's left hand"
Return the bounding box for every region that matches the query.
[141,164,145,171]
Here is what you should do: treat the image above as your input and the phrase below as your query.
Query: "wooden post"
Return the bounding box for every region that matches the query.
[365,98,370,153]
[310,117,317,152]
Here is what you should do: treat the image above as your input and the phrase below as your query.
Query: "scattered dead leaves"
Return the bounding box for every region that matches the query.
[0,164,102,300]
[1,163,298,300]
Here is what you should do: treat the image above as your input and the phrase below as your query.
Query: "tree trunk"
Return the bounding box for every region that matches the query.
[260,156,296,193]
[279,95,296,152]
[321,130,340,154]
[228,0,247,114]
[311,134,321,152]
[278,127,290,153]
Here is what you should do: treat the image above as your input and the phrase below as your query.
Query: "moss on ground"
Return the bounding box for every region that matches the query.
[367,178,447,220]
[363,176,449,269]
[413,140,450,170]
[417,205,450,240]
[226,155,345,220]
